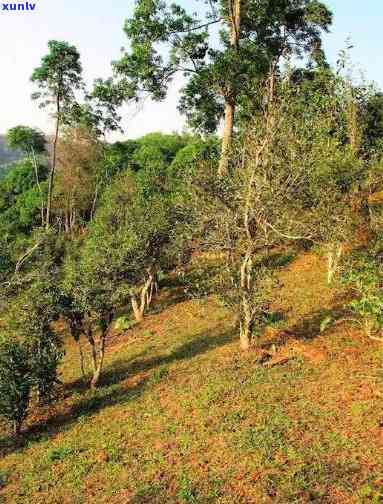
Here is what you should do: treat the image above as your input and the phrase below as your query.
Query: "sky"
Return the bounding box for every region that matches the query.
[0,0,382,139]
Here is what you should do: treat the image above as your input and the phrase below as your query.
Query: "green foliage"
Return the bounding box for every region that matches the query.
[0,159,44,208]
[0,337,31,434]
[104,140,140,174]
[47,447,75,462]
[114,0,332,133]
[169,137,220,180]
[0,239,13,281]
[342,248,383,337]
[9,280,63,404]
[133,132,188,169]
[114,316,136,332]
[362,92,383,155]
[0,160,47,240]
[149,365,169,385]
[99,133,191,198]
[239,409,291,460]
[180,72,361,345]
[0,135,23,169]
[177,474,199,503]
[89,77,129,134]
[6,126,46,155]
[31,40,83,117]
[78,170,186,303]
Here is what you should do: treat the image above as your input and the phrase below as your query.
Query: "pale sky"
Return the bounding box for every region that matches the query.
[0,0,381,139]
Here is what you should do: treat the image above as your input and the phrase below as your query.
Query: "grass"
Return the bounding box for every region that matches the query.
[1,251,383,502]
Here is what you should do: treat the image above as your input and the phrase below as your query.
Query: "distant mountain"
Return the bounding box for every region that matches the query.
[0,135,23,175]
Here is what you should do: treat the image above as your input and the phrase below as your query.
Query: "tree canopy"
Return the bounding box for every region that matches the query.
[113,0,332,174]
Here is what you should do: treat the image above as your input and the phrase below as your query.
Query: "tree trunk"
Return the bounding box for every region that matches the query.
[46,95,60,230]
[240,285,253,351]
[30,146,44,226]
[13,419,22,437]
[240,318,252,351]
[218,0,241,177]
[131,294,144,322]
[64,211,70,234]
[346,86,361,156]
[85,325,98,373]
[90,332,106,389]
[218,100,235,177]
[146,277,157,308]
[130,273,156,323]
[90,185,99,222]
[70,208,76,234]
[77,338,86,381]
[90,315,112,389]
[327,244,343,285]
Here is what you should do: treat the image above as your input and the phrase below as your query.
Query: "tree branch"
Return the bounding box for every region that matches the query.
[167,18,221,35]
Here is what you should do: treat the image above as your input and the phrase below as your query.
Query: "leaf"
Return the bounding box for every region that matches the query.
[320,316,332,333]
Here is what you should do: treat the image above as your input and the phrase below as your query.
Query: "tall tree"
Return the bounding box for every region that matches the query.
[31,41,83,229]
[113,0,332,176]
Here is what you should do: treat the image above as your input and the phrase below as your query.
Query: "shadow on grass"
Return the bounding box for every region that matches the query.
[149,286,189,314]
[65,349,151,394]
[289,306,349,340]
[0,327,236,456]
[261,305,350,349]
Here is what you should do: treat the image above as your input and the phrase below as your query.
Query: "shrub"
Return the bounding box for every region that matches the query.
[0,337,31,435]
[9,280,63,404]
[342,249,383,338]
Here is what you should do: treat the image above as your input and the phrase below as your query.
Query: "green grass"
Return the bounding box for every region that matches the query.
[1,254,383,502]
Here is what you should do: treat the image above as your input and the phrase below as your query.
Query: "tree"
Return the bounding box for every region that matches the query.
[113,0,332,176]
[0,159,48,241]
[6,126,46,157]
[54,125,104,233]
[9,280,63,404]
[6,126,47,225]
[62,246,115,389]
[133,132,189,171]
[31,40,83,229]
[362,92,383,155]
[169,136,220,181]
[0,337,31,436]
[61,165,192,387]
[341,247,383,341]
[104,140,141,174]
[186,69,359,350]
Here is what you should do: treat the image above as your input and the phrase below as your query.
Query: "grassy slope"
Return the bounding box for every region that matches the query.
[1,253,383,503]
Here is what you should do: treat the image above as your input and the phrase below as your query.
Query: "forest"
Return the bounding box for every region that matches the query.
[1,0,383,502]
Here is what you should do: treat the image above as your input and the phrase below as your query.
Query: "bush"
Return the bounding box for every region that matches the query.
[9,280,63,404]
[28,329,64,404]
[342,248,383,338]
[0,337,31,435]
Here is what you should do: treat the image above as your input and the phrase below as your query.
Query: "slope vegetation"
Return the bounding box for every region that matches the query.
[1,252,383,503]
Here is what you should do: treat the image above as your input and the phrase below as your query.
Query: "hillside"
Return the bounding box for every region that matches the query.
[0,135,22,173]
[1,251,382,503]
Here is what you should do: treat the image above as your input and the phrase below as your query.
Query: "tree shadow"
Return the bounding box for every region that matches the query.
[288,306,349,340]
[0,327,236,456]
[149,286,188,314]
[65,349,151,394]
[261,305,350,349]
